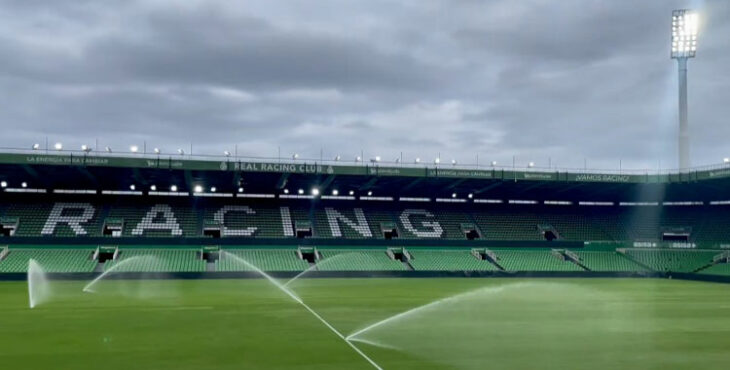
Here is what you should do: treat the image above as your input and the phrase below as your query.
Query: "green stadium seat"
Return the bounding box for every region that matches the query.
[408,250,498,271]
[0,248,96,273]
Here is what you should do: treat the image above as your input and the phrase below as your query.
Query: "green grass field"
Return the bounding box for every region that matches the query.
[2,278,730,369]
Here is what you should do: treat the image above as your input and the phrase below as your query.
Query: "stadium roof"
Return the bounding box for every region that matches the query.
[1,150,730,202]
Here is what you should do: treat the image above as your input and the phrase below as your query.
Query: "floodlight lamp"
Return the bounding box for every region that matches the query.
[81,145,91,153]
[32,143,40,150]
[21,182,27,188]
[170,185,178,192]
[332,189,339,196]
[468,193,473,199]
[451,159,457,166]
[355,156,362,162]
[238,187,244,193]
[434,158,440,164]
[298,189,304,195]
[150,185,157,191]
[154,148,161,154]
[724,158,730,164]
[414,157,421,164]
[129,184,136,191]
[528,162,535,168]
[210,187,217,193]
[283,189,289,194]
[491,161,498,166]
[292,153,299,160]
[223,151,230,157]
[54,142,63,151]
[671,10,699,58]
[0,181,7,188]
[105,146,112,153]
[130,145,139,153]
[194,185,203,193]
[452,193,457,198]
[394,158,400,164]
[334,155,341,161]
[177,148,185,155]
[367,191,373,196]
[311,188,320,196]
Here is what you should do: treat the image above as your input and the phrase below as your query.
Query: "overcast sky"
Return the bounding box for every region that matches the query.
[1,0,728,171]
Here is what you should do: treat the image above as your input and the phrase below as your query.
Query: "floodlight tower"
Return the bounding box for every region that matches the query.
[671,9,699,171]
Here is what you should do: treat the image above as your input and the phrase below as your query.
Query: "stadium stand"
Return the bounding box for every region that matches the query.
[107,203,198,238]
[217,249,309,272]
[0,248,95,273]
[2,194,730,244]
[574,251,647,272]
[316,249,407,271]
[621,249,716,272]
[408,249,498,271]
[202,205,287,238]
[368,210,399,239]
[493,250,584,271]
[105,249,205,272]
[698,263,730,276]
[2,193,730,276]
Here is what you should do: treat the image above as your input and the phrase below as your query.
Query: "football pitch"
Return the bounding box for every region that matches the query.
[1,277,730,369]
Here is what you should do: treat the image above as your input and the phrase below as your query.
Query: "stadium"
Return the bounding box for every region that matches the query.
[2,2,730,370]
[3,147,730,369]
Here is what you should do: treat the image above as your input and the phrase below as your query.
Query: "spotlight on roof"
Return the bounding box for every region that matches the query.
[0,181,7,188]
[21,182,27,188]
[367,191,373,196]
[491,161,498,167]
[332,189,339,196]
[434,158,441,164]
[238,187,244,193]
[54,142,63,151]
[210,187,217,193]
[292,153,299,160]
[528,162,535,168]
[223,151,231,157]
[105,146,112,153]
[334,155,341,161]
[177,148,185,155]
[150,185,157,191]
[298,189,304,195]
[153,148,161,154]
[129,184,136,191]
[81,144,92,153]
[349,190,355,196]
[370,156,381,163]
[395,158,400,164]
[170,185,178,192]
[452,193,457,198]
[451,159,457,166]
[414,157,421,164]
[130,145,139,153]
[194,185,203,193]
[468,193,474,199]
[356,156,362,162]
[311,188,320,196]
[724,158,730,164]
[283,189,289,194]
[32,143,40,150]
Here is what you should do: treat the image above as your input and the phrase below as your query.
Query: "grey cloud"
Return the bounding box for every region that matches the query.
[0,0,729,171]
